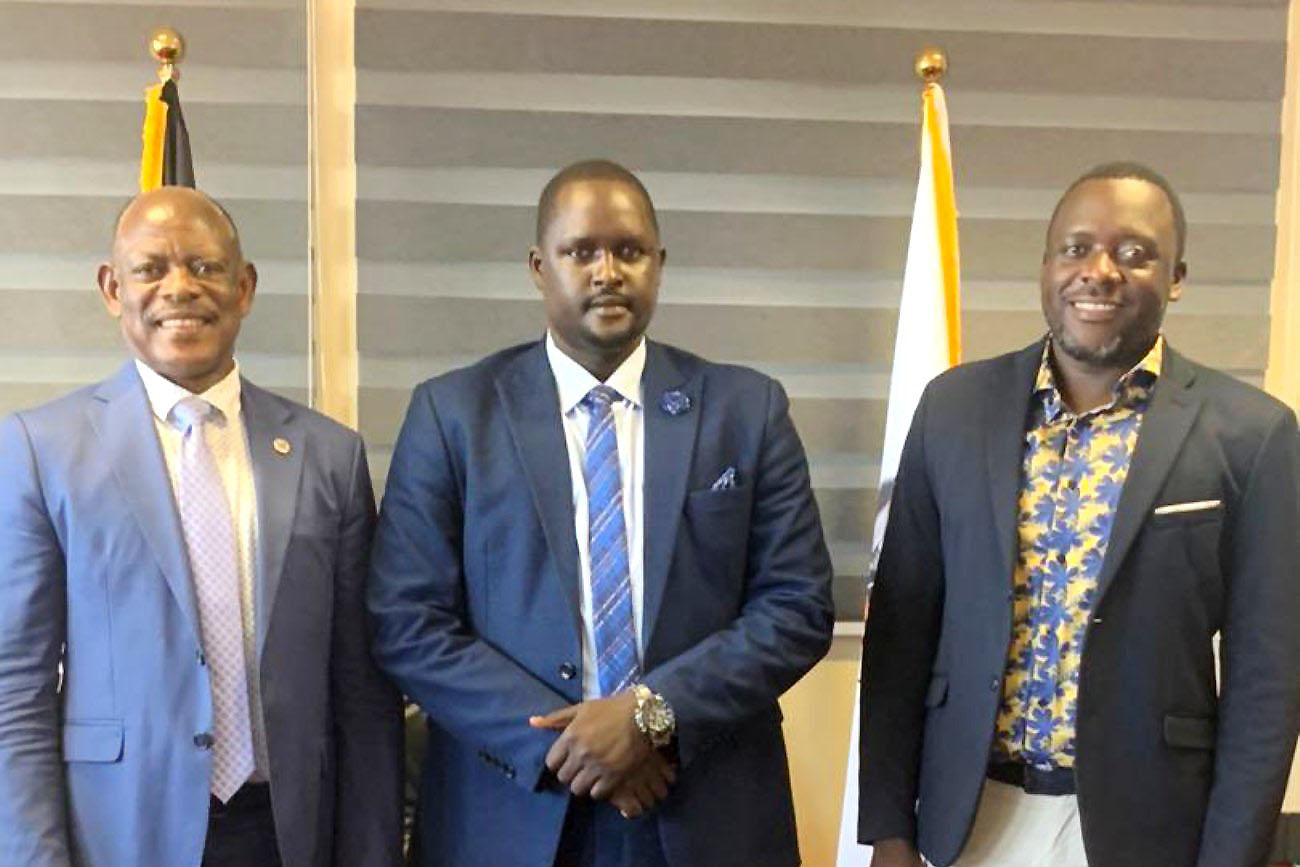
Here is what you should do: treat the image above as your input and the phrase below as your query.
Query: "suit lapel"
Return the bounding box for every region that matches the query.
[641,342,701,647]
[1094,347,1201,604]
[88,362,201,645]
[241,381,302,656]
[496,342,583,633]
[985,342,1044,588]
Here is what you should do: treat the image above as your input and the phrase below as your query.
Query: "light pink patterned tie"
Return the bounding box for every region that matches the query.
[171,396,255,802]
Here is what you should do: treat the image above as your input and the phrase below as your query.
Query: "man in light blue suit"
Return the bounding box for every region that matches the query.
[0,187,404,866]
[368,160,836,866]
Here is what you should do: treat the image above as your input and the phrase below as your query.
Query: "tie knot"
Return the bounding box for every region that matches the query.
[582,384,622,413]
[170,396,219,433]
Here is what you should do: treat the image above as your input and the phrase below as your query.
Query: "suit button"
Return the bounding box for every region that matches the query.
[196,650,206,666]
[194,732,214,749]
[506,767,516,779]
[558,663,577,681]
[989,677,1000,692]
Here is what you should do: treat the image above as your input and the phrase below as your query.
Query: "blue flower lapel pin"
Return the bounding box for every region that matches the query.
[659,389,692,417]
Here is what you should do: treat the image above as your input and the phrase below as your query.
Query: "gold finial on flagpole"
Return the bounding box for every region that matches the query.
[914,47,947,85]
[148,27,185,83]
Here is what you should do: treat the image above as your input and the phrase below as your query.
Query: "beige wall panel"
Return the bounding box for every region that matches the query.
[357,297,896,364]
[357,296,1267,374]
[0,3,303,67]
[357,11,1282,101]
[0,196,307,260]
[0,290,306,355]
[0,101,307,165]
[356,204,1274,283]
[357,106,1280,192]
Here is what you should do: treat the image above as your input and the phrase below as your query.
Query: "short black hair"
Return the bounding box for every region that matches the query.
[111,186,244,260]
[535,159,660,244]
[1048,161,1187,262]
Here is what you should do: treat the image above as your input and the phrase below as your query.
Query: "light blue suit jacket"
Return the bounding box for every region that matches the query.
[0,362,404,867]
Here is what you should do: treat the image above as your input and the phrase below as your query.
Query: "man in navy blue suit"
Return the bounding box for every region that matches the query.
[368,159,835,866]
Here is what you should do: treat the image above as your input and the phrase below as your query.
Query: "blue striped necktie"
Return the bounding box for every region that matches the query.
[581,385,639,696]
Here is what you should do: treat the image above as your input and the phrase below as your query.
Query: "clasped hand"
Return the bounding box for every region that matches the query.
[529,691,676,818]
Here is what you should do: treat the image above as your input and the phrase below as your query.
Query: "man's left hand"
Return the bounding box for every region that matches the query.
[529,691,652,798]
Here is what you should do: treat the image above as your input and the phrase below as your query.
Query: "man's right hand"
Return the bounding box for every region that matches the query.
[870,838,924,867]
[607,750,676,819]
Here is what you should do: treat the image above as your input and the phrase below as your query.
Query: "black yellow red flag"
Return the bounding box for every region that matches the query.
[139,79,194,191]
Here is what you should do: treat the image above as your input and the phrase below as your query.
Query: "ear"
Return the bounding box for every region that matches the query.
[236,261,258,315]
[527,245,545,293]
[1168,260,1187,303]
[96,262,122,317]
[658,246,667,268]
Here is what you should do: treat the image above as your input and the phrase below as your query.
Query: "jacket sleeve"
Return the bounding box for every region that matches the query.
[857,385,945,846]
[0,414,72,867]
[366,384,570,792]
[331,436,406,864]
[639,379,836,766]
[1196,408,1300,867]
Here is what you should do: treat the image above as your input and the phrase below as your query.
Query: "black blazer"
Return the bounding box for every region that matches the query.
[858,340,1300,867]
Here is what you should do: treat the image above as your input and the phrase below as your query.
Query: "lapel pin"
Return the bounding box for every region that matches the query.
[272,437,292,456]
[659,389,692,417]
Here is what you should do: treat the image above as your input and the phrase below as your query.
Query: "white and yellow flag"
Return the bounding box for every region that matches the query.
[836,80,962,865]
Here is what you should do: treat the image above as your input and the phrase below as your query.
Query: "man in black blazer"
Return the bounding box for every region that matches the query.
[858,162,1300,867]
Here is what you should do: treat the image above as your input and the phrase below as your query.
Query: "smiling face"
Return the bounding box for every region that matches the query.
[1040,176,1185,375]
[528,176,665,379]
[97,187,256,394]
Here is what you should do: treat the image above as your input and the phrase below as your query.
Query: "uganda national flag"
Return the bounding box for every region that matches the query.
[837,78,963,866]
[139,78,195,191]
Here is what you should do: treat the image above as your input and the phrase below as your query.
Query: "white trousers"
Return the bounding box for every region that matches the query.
[943,780,1088,867]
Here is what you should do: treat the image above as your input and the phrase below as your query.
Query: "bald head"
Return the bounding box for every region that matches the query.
[112,186,244,264]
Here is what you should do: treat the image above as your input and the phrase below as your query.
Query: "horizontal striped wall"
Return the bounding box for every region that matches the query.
[0,0,309,412]
[354,0,1287,620]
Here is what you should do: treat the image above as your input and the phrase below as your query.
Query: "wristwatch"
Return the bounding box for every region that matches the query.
[632,684,676,748]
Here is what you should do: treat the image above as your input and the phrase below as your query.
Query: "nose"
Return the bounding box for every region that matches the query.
[158,263,199,298]
[591,249,622,288]
[1080,248,1120,287]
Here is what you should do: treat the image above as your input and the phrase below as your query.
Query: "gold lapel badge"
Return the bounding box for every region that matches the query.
[272,437,292,456]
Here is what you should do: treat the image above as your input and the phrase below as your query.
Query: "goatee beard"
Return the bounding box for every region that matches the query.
[1051,323,1152,371]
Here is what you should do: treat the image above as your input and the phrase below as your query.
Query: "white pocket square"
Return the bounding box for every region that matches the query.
[1153,499,1222,516]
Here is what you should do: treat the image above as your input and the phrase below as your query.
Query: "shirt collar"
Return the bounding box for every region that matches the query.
[135,359,244,427]
[1035,334,1163,421]
[545,332,646,415]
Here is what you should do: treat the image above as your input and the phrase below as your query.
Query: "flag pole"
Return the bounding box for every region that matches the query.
[835,46,958,866]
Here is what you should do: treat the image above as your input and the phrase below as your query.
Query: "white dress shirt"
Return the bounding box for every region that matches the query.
[136,360,269,778]
[545,333,646,700]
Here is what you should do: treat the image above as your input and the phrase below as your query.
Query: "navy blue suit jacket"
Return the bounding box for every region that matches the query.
[859,341,1300,867]
[368,339,835,867]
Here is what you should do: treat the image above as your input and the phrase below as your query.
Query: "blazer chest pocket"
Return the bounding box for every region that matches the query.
[1163,714,1216,750]
[1148,504,1224,585]
[684,486,752,548]
[63,719,124,763]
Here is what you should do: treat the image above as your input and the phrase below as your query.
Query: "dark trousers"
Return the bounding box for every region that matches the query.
[554,798,669,867]
[202,783,282,867]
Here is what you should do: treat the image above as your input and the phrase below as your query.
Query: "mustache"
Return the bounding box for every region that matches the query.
[585,293,631,310]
